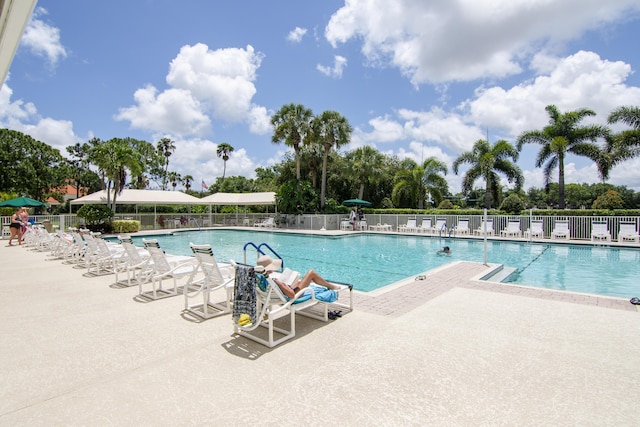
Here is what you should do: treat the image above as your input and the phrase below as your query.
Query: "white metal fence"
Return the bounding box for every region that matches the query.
[2,213,639,242]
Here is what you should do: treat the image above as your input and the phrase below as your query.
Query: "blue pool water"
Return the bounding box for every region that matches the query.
[124,230,640,298]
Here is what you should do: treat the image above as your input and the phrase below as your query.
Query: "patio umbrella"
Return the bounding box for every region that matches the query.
[0,196,47,208]
[342,198,372,208]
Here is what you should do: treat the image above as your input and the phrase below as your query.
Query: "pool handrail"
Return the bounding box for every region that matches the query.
[243,241,284,270]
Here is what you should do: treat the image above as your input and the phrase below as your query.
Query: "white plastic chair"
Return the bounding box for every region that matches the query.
[524,220,544,239]
[551,220,570,240]
[618,222,639,243]
[591,221,611,242]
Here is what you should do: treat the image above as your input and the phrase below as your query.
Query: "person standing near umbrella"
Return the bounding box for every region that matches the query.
[8,207,24,246]
[349,208,357,231]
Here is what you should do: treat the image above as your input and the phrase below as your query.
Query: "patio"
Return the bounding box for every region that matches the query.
[0,242,638,425]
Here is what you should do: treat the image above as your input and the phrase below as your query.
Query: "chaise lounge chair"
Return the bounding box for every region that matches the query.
[618,222,639,243]
[453,219,470,235]
[524,220,544,239]
[591,221,611,242]
[183,243,235,320]
[231,262,353,348]
[399,218,418,233]
[500,219,522,238]
[254,217,275,228]
[474,220,494,236]
[551,220,570,240]
[417,218,432,233]
[138,239,197,300]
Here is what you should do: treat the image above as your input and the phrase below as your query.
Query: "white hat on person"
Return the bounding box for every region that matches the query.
[256,255,282,271]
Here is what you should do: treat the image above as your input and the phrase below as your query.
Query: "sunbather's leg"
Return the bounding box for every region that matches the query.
[296,269,339,290]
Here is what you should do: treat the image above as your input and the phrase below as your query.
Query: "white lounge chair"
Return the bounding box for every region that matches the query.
[183,243,235,320]
[399,218,418,232]
[430,218,447,235]
[232,262,352,348]
[500,219,522,238]
[524,220,544,239]
[254,217,275,228]
[591,221,611,242]
[551,220,570,240]
[417,218,432,233]
[453,219,470,235]
[138,239,197,300]
[474,220,494,236]
[113,236,156,287]
[618,222,639,243]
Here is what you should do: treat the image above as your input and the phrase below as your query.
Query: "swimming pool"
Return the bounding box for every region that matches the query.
[124,230,640,298]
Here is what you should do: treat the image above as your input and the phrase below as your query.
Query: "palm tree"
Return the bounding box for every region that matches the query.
[167,172,181,191]
[182,175,194,192]
[156,137,176,190]
[516,105,609,209]
[421,157,449,208]
[271,103,313,181]
[453,139,523,209]
[598,105,640,180]
[311,110,352,209]
[89,138,142,211]
[392,157,448,208]
[347,146,385,200]
[300,142,324,188]
[216,142,234,180]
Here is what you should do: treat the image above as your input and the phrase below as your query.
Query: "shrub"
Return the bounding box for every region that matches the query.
[76,204,113,226]
[500,194,525,214]
[112,220,140,233]
[437,200,454,209]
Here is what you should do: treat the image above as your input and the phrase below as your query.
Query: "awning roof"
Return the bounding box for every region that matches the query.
[70,189,203,205]
[200,192,276,205]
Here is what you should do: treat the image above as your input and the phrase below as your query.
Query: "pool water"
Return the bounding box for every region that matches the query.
[125,230,640,298]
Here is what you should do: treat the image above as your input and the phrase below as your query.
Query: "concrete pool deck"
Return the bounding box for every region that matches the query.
[1,234,639,426]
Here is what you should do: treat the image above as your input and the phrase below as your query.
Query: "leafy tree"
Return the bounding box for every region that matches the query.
[516,105,609,209]
[311,110,352,209]
[0,129,67,199]
[216,142,234,180]
[276,179,318,214]
[592,189,625,210]
[597,105,640,180]
[271,103,313,181]
[128,138,162,189]
[438,199,454,209]
[453,139,523,209]
[156,137,176,190]
[391,157,447,208]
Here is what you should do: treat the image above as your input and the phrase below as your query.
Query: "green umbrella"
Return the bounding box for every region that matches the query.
[342,198,372,207]
[0,196,47,208]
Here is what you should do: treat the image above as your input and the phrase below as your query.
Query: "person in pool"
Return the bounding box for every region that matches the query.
[256,255,340,299]
[437,246,451,256]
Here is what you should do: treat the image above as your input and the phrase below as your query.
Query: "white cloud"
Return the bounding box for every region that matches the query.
[116,43,268,137]
[317,55,348,78]
[287,27,308,43]
[463,51,640,138]
[20,7,67,67]
[115,85,211,136]
[325,0,640,84]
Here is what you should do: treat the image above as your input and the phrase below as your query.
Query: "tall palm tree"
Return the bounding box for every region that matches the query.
[453,139,523,209]
[167,172,181,191]
[216,142,234,180]
[89,138,142,211]
[300,142,324,188]
[598,105,640,180]
[311,110,352,209]
[156,137,176,190]
[421,157,449,208]
[271,103,313,181]
[182,175,194,192]
[516,104,609,209]
[347,146,385,200]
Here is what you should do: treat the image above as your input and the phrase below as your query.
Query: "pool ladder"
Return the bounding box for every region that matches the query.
[243,242,284,268]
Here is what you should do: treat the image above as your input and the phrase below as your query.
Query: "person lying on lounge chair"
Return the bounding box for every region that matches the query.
[256,255,340,299]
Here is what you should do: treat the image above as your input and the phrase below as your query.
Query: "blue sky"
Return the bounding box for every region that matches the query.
[2,0,640,192]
